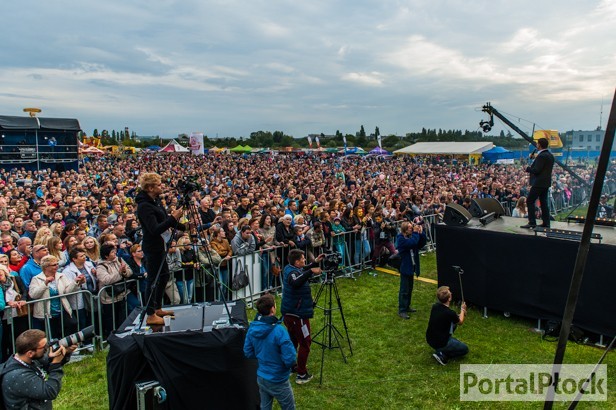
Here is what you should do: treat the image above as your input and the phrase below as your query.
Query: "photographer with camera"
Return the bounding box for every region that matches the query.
[135,173,186,326]
[395,220,427,320]
[1,329,77,410]
[281,249,324,385]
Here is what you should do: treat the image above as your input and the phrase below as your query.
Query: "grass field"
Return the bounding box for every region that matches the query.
[57,252,615,410]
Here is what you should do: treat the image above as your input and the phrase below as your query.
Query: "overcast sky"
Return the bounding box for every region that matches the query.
[0,1,614,139]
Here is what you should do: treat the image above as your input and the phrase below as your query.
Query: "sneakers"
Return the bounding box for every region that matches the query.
[407,308,417,313]
[398,312,410,320]
[432,352,447,366]
[296,373,313,384]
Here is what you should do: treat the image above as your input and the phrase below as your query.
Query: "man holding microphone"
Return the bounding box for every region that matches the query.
[136,173,186,326]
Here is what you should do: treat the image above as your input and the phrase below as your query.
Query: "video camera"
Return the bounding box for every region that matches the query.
[321,252,342,271]
[176,176,202,206]
[49,326,95,351]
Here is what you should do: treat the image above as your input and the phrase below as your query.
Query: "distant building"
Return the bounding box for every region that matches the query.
[563,128,615,152]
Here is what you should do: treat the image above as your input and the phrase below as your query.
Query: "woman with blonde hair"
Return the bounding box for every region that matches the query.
[82,236,100,262]
[46,236,69,270]
[49,222,64,237]
[29,255,81,339]
[33,227,53,246]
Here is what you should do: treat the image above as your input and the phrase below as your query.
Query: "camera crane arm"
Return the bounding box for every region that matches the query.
[481,102,590,189]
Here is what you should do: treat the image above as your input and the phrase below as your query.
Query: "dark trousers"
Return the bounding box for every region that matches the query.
[144,251,170,315]
[102,300,127,338]
[283,315,311,375]
[398,274,414,313]
[526,186,550,226]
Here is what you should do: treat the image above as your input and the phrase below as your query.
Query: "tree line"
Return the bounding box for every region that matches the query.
[85,125,528,151]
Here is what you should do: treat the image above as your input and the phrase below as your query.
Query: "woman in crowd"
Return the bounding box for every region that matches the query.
[33,227,53,246]
[60,223,77,243]
[46,236,68,270]
[83,236,101,262]
[28,255,80,339]
[125,219,142,244]
[209,226,232,299]
[125,243,147,312]
[512,197,528,218]
[61,246,97,330]
[0,264,27,359]
[176,235,197,304]
[49,222,64,238]
[7,249,26,273]
[96,243,131,338]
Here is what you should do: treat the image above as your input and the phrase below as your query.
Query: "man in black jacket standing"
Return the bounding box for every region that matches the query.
[136,173,185,326]
[521,137,554,229]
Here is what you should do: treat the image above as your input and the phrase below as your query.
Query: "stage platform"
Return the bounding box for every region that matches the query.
[461,216,616,246]
[436,218,616,337]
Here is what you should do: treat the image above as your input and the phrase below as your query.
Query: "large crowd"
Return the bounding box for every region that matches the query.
[0,152,610,360]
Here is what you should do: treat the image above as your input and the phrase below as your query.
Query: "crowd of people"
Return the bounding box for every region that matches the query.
[0,152,611,357]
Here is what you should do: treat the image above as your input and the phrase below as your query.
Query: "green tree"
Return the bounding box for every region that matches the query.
[499,130,505,138]
[111,130,116,140]
[359,125,366,138]
[375,126,380,138]
[93,129,99,137]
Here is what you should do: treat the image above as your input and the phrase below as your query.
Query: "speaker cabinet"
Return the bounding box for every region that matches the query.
[469,198,506,218]
[444,203,472,226]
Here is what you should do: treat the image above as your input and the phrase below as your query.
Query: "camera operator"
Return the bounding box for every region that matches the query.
[135,173,186,326]
[281,249,324,385]
[395,220,426,320]
[1,329,77,409]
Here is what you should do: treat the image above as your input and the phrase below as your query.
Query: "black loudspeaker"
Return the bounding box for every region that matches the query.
[469,198,506,218]
[444,203,472,226]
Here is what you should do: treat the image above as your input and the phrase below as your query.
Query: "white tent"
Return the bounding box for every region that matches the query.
[159,139,190,153]
[394,142,493,155]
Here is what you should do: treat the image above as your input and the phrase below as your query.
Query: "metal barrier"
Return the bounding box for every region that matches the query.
[4,289,97,358]
[96,279,140,345]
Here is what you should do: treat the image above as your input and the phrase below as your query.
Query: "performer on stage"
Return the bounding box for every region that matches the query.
[520,137,554,229]
[136,173,185,326]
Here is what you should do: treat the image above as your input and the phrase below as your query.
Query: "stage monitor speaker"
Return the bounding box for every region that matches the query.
[469,198,506,218]
[444,203,472,226]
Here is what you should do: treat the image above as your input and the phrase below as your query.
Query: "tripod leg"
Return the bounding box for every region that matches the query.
[332,280,353,356]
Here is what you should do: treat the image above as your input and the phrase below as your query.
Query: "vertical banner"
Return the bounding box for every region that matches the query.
[307,135,313,148]
[343,135,347,154]
[377,134,383,148]
[315,135,321,148]
[189,132,204,156]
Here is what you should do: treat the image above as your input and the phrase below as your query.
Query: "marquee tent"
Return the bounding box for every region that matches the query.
[368,146,390,155]
[159,140,189,153]
[394,142,493,163]
[482,146,516,163]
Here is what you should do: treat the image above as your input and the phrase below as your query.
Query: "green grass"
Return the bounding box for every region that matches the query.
[57,253,615,409]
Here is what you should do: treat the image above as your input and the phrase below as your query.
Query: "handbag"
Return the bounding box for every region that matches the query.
[14,294,29,318]
[104,280,127,297]
[271,258,281,277]
[231,259,250,291]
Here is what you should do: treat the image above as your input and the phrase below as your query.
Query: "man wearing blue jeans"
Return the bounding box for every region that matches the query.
[425,286,468,365]
[244,294,297,410]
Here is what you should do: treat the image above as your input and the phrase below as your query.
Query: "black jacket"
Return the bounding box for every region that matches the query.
[526,150,554,188]
[135,190,185,254]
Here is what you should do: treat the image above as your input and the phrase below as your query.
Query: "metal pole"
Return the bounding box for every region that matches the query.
[544,89,616,409]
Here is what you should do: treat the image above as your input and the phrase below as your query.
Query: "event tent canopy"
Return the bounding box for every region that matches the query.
[482,146,516,163]
[369,146,390,155]
[230,145,252,153]
[159,140,189,153]
[394,142,494,155]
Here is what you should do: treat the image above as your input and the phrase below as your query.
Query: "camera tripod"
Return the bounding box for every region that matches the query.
[312,269,353,385]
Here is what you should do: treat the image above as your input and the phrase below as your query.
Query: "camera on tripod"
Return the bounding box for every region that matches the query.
[176,176,202,205]
[321,252,342,271]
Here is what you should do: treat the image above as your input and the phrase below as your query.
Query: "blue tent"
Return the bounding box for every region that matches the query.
[482,146,516,163]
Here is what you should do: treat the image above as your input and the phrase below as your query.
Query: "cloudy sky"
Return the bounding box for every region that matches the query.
[0,1,614,139]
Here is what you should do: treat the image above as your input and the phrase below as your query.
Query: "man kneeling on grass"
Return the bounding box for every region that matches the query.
[244,294,297,410]
[425,286,468,365]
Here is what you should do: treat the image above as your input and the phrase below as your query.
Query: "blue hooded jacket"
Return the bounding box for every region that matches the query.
[243,315,297,383]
